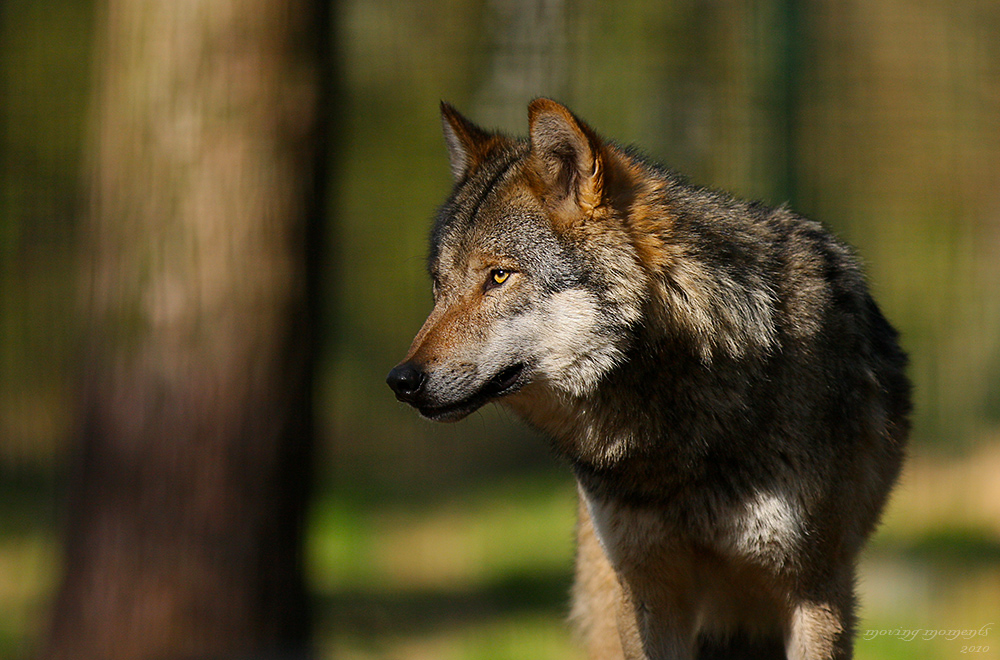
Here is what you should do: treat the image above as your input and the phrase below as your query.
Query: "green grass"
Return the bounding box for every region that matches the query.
[0,533,58,660]
[3,462,999,659]
[308,463,1000,660]
[308,473,578,591]
[308,473,584,659]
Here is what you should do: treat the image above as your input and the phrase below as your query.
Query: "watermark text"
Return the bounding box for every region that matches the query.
[862,623,992,645]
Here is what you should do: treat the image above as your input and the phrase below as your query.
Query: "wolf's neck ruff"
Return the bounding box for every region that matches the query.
[388,99,910,660]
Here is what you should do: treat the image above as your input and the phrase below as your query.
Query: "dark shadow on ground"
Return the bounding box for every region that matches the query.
[313,567,574,640]
[895,527,1000,566]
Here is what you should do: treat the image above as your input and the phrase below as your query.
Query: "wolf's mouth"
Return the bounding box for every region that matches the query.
[418,363,526,422]
[481,363,525,398]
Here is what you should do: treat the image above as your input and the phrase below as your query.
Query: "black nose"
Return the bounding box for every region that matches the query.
[386,362,426,402]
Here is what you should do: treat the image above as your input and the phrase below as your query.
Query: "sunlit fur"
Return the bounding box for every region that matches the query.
[389,99,910,660]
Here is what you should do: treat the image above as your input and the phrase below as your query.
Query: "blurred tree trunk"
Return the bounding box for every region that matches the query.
[43,0,330,657]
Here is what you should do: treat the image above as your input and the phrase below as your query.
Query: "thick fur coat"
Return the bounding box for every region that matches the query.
[387,99,910,660]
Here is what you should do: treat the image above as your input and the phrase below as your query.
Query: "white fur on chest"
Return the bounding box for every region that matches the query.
[580,485,804,569]
[725,488,804,563]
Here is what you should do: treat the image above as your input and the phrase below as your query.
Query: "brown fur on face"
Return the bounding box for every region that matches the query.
[389,100,910,659]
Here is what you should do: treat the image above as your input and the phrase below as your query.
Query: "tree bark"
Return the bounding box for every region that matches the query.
[44,0,329,657]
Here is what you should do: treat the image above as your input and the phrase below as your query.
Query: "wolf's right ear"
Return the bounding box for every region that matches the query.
[441,102,494,181]
[527,99,604,221]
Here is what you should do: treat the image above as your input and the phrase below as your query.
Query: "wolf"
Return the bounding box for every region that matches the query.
[386,99,910,660]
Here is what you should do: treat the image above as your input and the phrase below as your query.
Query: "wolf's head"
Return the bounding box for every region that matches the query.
[387,99,655,422]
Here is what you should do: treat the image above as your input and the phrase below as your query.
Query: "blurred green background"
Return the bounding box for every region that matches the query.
[3,0,1000,658]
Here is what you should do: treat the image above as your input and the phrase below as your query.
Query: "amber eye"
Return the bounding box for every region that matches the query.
[485,269,512,291]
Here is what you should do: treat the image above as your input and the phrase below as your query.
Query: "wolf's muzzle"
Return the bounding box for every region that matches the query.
[386,362,426,403]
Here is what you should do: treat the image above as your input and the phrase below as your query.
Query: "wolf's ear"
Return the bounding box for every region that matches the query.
[441,102,494,181]
[527,99,603,219]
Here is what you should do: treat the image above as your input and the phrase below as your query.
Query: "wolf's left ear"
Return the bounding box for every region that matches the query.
[441,102,495,181]
[527,99,604,219]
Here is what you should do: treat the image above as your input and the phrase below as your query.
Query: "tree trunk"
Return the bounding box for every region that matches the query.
[44,0,329,657]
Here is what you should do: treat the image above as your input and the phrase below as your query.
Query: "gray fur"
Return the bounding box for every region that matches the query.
[387,99,910,660]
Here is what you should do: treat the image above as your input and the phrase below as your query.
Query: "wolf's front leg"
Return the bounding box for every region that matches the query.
[572,497,628,659]
[786,591,856,660]
[572,496,697,660]
[619,573,702,660]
